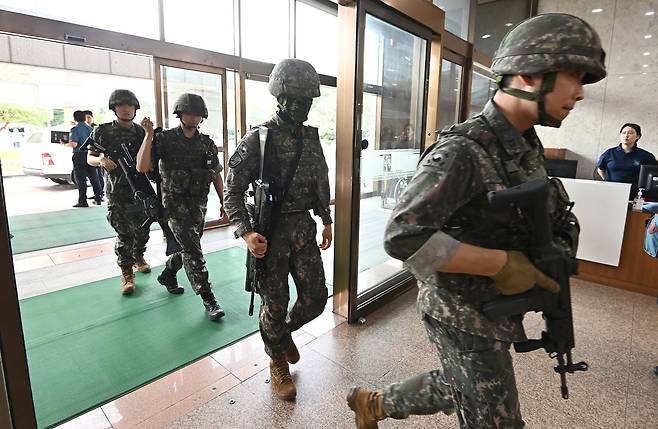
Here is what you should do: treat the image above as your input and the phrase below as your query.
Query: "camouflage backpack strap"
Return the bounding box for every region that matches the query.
[439,115,522,187]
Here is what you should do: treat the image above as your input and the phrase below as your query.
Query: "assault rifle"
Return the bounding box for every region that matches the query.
[482,178,587,399]
[82,135,182,256]
[245,179,275,316]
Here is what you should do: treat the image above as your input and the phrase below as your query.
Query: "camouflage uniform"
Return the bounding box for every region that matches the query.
[92,121,150,266]
[366,13,607,429]
[225,116,331,358]
[154,126,221,294]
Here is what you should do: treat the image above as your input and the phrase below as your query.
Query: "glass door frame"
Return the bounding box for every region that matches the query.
[0,163,37,429]
[153,58,230,228]
[334,0,444,323]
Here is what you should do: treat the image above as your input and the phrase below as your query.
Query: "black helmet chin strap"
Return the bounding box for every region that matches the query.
[112,107,137,122]
[496,72,562,128]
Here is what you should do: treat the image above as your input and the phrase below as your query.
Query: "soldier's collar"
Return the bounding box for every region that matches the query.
[483,100,536,155]
[273,112,303,137]
[176,125,199,139]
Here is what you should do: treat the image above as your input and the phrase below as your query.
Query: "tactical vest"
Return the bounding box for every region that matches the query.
[159,130,218,198]
[427,114,575,253]
[95,122,145,196]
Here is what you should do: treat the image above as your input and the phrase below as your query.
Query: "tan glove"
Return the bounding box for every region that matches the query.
[490,251,560,295]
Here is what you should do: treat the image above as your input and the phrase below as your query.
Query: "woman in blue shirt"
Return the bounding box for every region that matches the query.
[596,123,657,198]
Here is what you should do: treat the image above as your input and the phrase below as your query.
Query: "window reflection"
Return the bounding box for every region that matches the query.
[163,0,235,54]
[438,60,462,131]
[358,14,427,295]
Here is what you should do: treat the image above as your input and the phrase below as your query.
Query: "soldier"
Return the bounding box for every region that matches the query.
[136,93,226,321]
[347,13,606,429]
[224,59,333,399]
[87,90,152,295]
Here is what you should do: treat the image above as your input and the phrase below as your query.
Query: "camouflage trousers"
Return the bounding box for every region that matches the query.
[107,193,151,267]
[259,211,328,358]
[382,315,524,428]
[165,207,210,295]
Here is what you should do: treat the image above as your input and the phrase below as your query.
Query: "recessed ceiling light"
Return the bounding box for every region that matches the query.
[505,23,513,27]
[645,34,653,39]
[619,76,624,79]
[453,88,459,92]
[644,52,651,55]
[646,11,655,16]
[642,72,648,75]
[592,8,603,13]
[482,34,491,39]
[642,64,649,67]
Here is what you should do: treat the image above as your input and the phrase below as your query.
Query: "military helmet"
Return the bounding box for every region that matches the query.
[268,59,320,99]
[108,89,140,110]
[173,93,208,118]
[492,13,606,84]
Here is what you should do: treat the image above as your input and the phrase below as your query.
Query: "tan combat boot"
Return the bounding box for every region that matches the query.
[133,255,151,273]
[285,339,300,364]
[120,264,136,295]
[269,357,296,399]
[347,387,388,429]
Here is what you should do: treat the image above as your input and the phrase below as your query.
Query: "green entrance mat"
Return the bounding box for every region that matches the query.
[9,206,116,254]
[21,247,272,428]
[8,206,221,255]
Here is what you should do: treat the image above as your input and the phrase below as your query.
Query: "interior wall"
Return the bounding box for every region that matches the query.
[536,0,658,179]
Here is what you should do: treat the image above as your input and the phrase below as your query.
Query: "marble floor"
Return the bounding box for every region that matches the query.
[9,212,658,429]
[45,275,658,429]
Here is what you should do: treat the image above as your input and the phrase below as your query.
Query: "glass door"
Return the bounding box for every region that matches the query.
[154,60,229,227]
[355,11,429,299]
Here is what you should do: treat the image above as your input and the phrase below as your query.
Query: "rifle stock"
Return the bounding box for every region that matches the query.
[483,179,587,399]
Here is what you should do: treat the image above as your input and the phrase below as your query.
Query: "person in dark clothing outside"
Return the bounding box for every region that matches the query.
[64,110,102,207]
[84,110,105,201]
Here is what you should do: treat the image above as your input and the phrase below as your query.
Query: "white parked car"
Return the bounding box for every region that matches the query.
[21,128,75,185]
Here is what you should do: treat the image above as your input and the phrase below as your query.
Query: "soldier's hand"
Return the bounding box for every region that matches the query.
[244,231,267,259]
[141,117,154,135]
[219,205,227,221]
[320,224,332,250]
[490,251,560,295]
[99,156,117,172]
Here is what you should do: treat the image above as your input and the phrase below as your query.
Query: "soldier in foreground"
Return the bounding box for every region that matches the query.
[347,13,607,428]
[87,90,152,295]
[136,93,226,321]
[224,59,333,399]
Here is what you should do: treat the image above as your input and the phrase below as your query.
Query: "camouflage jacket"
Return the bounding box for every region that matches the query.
[384,100,578,342]
[225,113,332,239]
[153,126,221,219]
[90,121,145,199]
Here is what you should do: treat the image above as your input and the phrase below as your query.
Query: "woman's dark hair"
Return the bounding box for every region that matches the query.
[73,110,86,123]
[619,122,641,137]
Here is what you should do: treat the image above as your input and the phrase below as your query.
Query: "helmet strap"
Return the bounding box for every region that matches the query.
[497,72,562,128]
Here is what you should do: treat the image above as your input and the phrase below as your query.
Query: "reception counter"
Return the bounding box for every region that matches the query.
[559,178,658,297]
[577,208,658,296]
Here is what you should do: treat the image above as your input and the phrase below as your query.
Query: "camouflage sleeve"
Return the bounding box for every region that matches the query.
[89,126,103,156]
[225,130,260,239]
[384,138,477,281]
[312,136,332,225]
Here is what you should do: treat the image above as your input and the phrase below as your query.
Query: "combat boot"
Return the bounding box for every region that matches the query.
[157,269,184,294]
[134,255,151,273]
[200,291,225,321]
[347,387,388,429]
[285,339,300,364]
[120,264,136,295]
[269,357,296,399]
